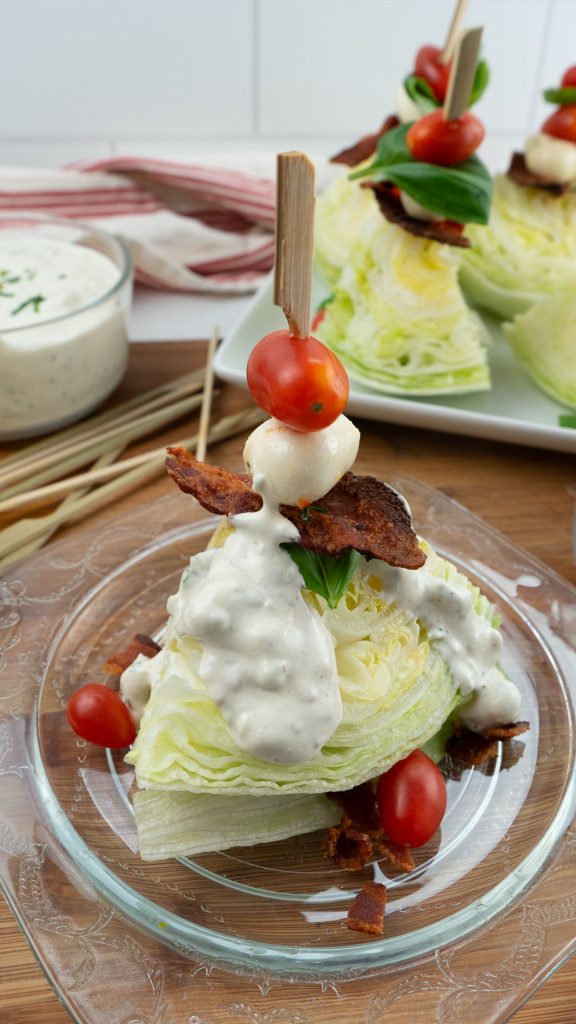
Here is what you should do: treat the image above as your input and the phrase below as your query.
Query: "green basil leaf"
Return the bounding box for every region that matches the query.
[282,545,361,609]
[383,158,492,224]
[469,59,490,106]
[403,74,439,114]
[558,414,576,429]
[543,86,576,105]
[349,123,413,180]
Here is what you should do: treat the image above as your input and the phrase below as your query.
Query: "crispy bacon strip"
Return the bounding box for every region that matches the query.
[325,786,416,874]
[482,720,530,741]
[447,721,530,766]
[347,881,387,936]
[165,451,425,571]
[331,116,400,167]
[166,447,261,515]
[104,633,161,675]
[370,181,471,248]
[507,151,570,196]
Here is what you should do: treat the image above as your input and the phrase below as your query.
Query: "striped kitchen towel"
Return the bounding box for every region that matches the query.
[0,154,283,294]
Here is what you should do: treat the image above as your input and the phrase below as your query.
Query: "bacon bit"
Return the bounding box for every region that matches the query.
[325,786,415,875]
[323,819,374,870]
[446,728,498,766]
[165,447,262,515]
[331,115,400,167]
[164,453,426,571]
[375,837,416,873]
[104,633,161,675]
[369,181,471,248]
[481,720,530,741]
[347,881,387,936]
[507,151,570,196]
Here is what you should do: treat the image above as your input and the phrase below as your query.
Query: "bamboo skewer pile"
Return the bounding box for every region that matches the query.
[0,330,265,569]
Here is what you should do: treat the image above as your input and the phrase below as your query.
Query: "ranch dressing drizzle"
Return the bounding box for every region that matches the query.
[166,471,343,765]
[370,561,521,729]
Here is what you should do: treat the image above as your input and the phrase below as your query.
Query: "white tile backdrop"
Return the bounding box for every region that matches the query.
[1,0,575,172]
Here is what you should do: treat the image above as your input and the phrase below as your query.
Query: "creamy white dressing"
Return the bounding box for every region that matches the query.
[0,236,130,439]
[121,413,522,760]
[370,559,521,729]
[524,132,576,184]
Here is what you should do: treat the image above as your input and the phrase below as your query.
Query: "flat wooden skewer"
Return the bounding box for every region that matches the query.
[195,326,219,462]
[440,0,470,64]
[443,26,483,121]
[273,151,316,339]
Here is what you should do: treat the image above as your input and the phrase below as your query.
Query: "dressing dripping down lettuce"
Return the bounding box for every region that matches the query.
[126,543,497,797]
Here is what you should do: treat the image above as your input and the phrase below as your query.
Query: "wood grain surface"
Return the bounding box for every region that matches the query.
[1,340,575,1024]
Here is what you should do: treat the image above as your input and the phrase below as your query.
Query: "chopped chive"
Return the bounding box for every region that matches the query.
[10,294,46,316]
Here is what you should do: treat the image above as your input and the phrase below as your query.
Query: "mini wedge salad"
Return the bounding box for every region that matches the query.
[460,64,576,321]
[66,326,527,883]
[315,29,493,396]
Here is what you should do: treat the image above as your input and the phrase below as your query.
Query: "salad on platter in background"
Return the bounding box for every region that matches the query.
[460,64,576,319]
[66,314,529,937]
[314,28,494,398]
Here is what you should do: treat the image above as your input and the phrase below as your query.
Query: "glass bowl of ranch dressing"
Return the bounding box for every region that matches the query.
[0,213,133,439]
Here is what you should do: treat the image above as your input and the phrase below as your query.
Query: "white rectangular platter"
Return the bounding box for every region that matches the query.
[214,272,576,454]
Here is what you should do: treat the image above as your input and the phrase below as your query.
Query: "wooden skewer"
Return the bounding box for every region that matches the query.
[0,406,266,565]
[443,26,483,121]
[195,326,219,462]
[440,0,470,64]
[273,151,316,339]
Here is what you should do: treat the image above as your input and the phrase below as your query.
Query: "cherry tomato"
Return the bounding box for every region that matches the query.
[310,308,326,332]
[246,329,349,432]
[542,105,576,144]
[376,750,447,848]
[67,684,136,748]
[414,45,451,103]
[407,109,485,166]
[561,66,576,88]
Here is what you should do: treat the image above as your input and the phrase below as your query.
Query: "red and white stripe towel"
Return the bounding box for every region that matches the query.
[0,154,287,293]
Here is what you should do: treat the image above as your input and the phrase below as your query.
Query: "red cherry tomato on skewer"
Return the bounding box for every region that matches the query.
[247,329,349,432]
[407,109,485,166]
[377,749,447,848]
[561,66,576,88]
[542,105,576,144]
[67,684,136,748]
[414,45,451,103]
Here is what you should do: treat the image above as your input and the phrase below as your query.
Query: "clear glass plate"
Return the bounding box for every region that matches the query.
[1,476,576,1024]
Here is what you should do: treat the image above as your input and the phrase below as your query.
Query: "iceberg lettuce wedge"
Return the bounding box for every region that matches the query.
[315,178,490,395]
[133,789,340,860]
[461,175,576,320]
[503,288,576,409]
[126,544,497,796]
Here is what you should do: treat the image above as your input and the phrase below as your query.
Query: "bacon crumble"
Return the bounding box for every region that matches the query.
[370,181,471,247]
[324,784,415,875]
[347,880,387,936]
[446,721,530,766]
[330,115,400,168]
[104,633,161,675]
[506,151,571,196]
[165,450,426,571]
